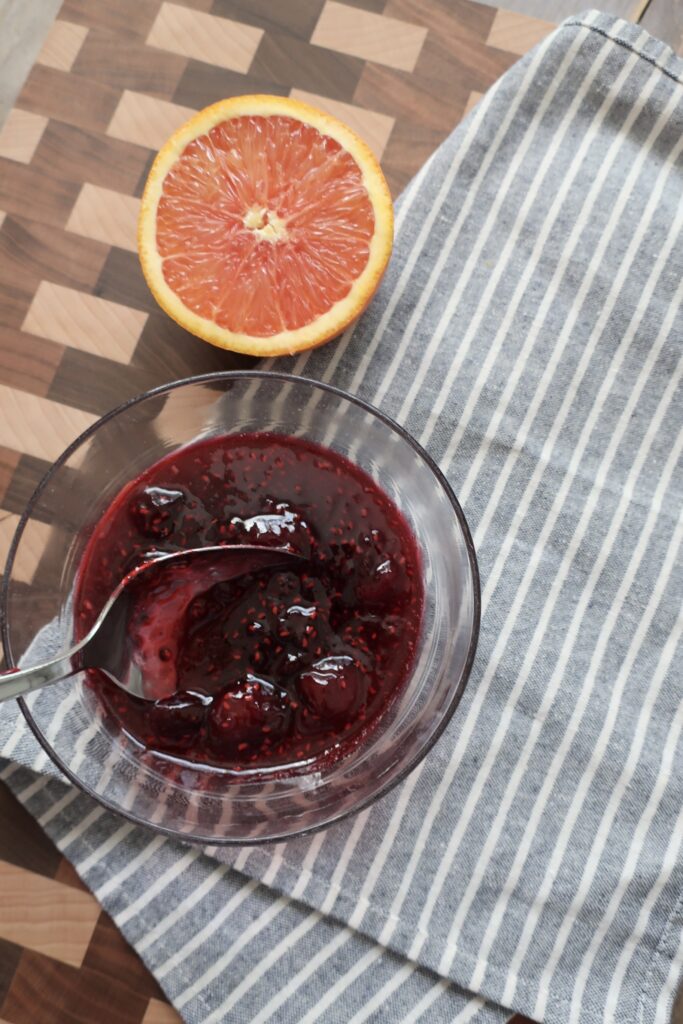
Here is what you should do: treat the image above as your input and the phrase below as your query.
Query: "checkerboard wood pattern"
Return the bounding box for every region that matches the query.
[0,0,556,1019]
[0,0,555,582]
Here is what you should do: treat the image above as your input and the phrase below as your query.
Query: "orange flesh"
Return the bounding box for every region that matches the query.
[156,115,376,337]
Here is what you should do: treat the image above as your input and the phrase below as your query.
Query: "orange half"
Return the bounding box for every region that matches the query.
[138,95,394,357]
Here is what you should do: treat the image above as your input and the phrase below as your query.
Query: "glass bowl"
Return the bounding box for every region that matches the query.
[1,372,479,844]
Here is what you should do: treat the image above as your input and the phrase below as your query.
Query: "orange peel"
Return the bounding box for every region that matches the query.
[138,94,394,357]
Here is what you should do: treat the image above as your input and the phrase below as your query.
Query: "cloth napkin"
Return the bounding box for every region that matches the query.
[2,10,682,1023]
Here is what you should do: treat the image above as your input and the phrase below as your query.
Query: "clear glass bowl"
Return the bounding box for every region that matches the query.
[1,373,479,844]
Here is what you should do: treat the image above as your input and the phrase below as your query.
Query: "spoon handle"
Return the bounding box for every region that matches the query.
[0,649,81,703]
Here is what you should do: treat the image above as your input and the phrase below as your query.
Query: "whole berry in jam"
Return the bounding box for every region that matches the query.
[130,486,187,540]
[299,655,367,721]
[208,676,291,754]
[143,691,210,752]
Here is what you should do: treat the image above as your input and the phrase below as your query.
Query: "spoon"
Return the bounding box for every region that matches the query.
[0,544,302,704]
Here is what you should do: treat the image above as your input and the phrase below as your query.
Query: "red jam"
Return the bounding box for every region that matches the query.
[75,433,423,775]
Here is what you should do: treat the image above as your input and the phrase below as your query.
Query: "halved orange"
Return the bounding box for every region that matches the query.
[138,95,394,357]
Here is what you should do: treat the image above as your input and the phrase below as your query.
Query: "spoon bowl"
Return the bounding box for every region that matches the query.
[0,545,301,704]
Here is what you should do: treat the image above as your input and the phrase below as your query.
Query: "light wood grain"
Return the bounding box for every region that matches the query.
[36,19,89,72]
[0,860,100,968]
[107,89,196,151]
[0,384,96,462]
[66,183,140,253]
[486,9,554,56]
[23,280,148,363]
[0,445,19,507]
[0,512,53,582]
[142,998,184,1023]
[0,511,19,574]
[290,88,395,159]
[147,2,263,72]
[0,108,48,164]
[312,0,428,72]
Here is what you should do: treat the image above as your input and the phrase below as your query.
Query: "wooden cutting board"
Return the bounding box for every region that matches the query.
[0,0,556,1019]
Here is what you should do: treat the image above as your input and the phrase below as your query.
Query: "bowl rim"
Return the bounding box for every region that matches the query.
[1,369,481,845]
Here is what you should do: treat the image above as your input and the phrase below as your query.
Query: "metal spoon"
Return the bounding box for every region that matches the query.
[0,544,302,704]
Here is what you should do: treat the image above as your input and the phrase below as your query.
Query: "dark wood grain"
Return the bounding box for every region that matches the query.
[54,857,90,891]
[0,783,62,883]
[1,454,53,518]
[0,939,22,1008]
[1,948,150,1024]
[133,313,255,378]
[18,65,121,135]
[404,0,497,37]
[0,448,20,506]
[1,215,109,293]
[47,348,163,415]
[0,159,80,230]
[133,152,159,200]
[250,31,365,100]
[94,247,164,313]
[338,0,387,10]
[0,327,63,398]
[31,121,152,195]
[57,0,164,39]
[675,984,683,1024]
[72,28,188,99]
[173,59,289,109]
[0,265,38,332]
[82,914,166,1004]
[404,0,515,89]
[211,0,326,38]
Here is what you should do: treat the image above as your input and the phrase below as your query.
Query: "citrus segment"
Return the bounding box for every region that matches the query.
[138,96,394,356]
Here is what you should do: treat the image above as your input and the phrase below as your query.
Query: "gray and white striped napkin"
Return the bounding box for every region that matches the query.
[2,11,682,1023]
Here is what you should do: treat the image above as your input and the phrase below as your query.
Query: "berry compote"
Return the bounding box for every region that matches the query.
[75,433,423,777]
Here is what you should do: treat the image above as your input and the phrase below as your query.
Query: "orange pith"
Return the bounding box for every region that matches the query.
[138,96,394,357]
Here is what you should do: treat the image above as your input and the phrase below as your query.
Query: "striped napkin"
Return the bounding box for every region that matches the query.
[2,11,682,1023]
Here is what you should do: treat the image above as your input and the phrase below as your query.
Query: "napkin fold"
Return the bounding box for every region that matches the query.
[2,10,682,1023]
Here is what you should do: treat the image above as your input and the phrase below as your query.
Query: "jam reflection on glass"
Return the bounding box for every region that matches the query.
[75,433,424,777]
